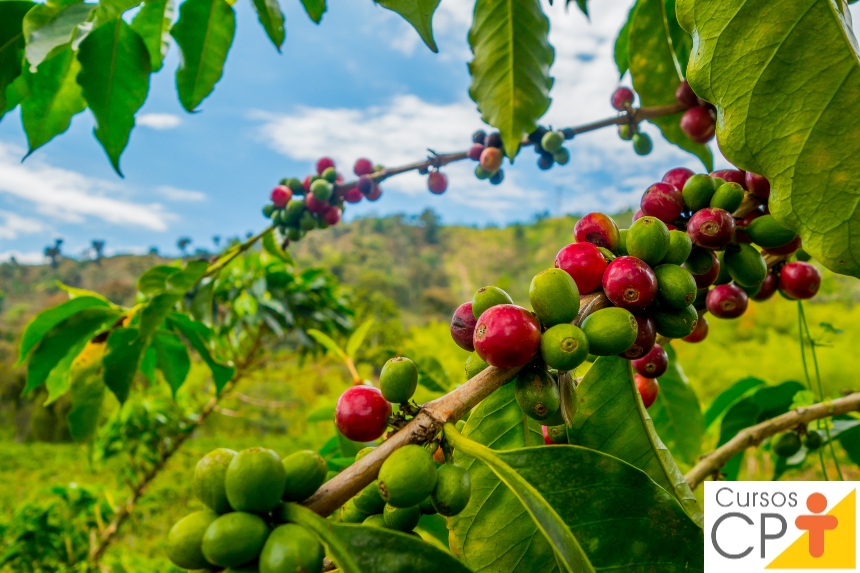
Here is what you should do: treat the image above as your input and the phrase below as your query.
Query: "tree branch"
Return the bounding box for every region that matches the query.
[685,392,860,490]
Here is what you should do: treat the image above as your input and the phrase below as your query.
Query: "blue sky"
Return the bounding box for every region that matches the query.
[2,0,854,263]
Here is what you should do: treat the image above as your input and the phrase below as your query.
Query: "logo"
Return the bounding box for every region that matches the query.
[705,482,859,572]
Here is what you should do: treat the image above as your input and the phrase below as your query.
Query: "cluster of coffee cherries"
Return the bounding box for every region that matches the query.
[166,447,329,572]
[773,426,824,459]
[611,87,654,155]
[467,130,507,184]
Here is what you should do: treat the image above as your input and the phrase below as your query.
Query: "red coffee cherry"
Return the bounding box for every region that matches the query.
[574,212,620,250]
[762,235,801,256]
[753,272,778,301]
[640,182,684,224]
[366,184,382,201]
[554,242,608,294]
[683,314,709,343]
[620,314,657,360]
[602,256,658,312]
[779,261,821,300]
[316,157,335,175]
[468,144,485,161]
[450,302,478,352]
[662,167,695,190]
[473,305,541,368]
[304,193,329,214]
[323,206,341,226]
[611,87,635,111]
[633,344,668,378]
[675,80,698,108]
[335,386,391,442]
[745,172,770,199]
[428,172,448,194]
[271,185,292,208]
[354,158,374,176]
[302,175,313,193]
[344,188,363,203]
[687,207,735,249]
[635,374,659,408]
[706,284,749,318]
[632,209,644,222]
[680,106,716,144]
[710,169,747,189]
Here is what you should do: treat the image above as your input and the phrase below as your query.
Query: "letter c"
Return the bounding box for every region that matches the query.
[712,512,754,559]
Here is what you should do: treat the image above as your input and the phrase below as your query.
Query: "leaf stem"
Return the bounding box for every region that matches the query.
[796,300,828,480]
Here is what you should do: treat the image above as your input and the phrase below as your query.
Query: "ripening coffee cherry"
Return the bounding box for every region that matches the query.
[540,323,589,371]
[485,132,503,149]
[166,510,218,569]
[651,304,698,338]
[468,143,484,161]
[344,188,363,203]
[662,230,693,265]
[680,106,716,143]
[480,147,503,172]
[654,264,697,309]
[304,192,329,214]
[662,167,695,190]
[778,261,821,300]
[632,209,644,222]
[555,242,608,294]
[706,284,749,318]
[194,448,237,514]
[602,256,658,312]
[379,357,419,404]
[574,212,620,250]
[473,305,542,368]
[640,182,684,224]
[515,367,560,423]
[431,464,472,517]
[633,344,668,378]
[745,172,770,199]
[335,386,391,442]
[773,433,802,458]
[632,132,653,155]
[725,243,767,287]
[683,314,708,343]
[366,184,382,201]
[580,307,639,356]
[542,425,566,445]
[711,182,745,213]
[225,448,287,514]
[357,175,374,196]
[687,207,735,249]
[675,79,698,108]
[634,374,659,408]
[475,165,492,179]
[378,445,437,508]
[354,158,374,176]
[529,268,580,327]
[316,157,335,175]
[753,272,778,301]
[202,512,270,568]
[323,206,341,226]
[427,171,448,195]
[620,315,656,359]
[451,302,478,351]
[271,185,292,208]
[746,215,798,248]
[259,524,323,573]
[710,169,746,188]
[541,130,565,153]
[611,87,635,111]
[626,216,670,266]
[472,286,514,319]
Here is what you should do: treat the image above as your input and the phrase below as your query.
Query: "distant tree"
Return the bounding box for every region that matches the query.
[177,237,192,256]
[91,240,105,264]
[212,235,221,247]
[148,247,159,256]
[44,239,63,269]
[418,209,441,245]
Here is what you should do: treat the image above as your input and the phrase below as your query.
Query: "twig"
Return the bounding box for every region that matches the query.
[685,392,860,490]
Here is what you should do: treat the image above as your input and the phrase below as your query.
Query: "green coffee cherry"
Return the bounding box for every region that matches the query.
[685,247,714,275]
[277,208,293,226]
[725,243,767,287]
[281,450,327,502]
[597,247,616,262]
[259,524,323,573]
[475,165,492,180]
[545,424,568,444]
[661,230,693,265]
[286,199,305,220]
[773,433,802,458]
[322,166,337,183]
[804,431,823,451]
[541,130,565,153]
[618,124,634,141]
[632,132,652,155]
[225,448,287,514]
[341,499,370,523]
[553,148,570,166]
[166,510,218,569]
[431,464,472,517]
[540,323,589,371]
[300,211,317,232]
[710,182,745,213]
[616,229,629,256]
[654,264,697,309]
[354,480,386,514]
[795,249,811,262]
[377,445,437,508]
[379,357,419,403]
[465,353,489,380]
[472,286,514,319]
[355,447,375,462]
[201,512,269,568]
[626,216,670,266]
[287,226,302,242]
[652,305,698,339]
[738,282,762,297]
[682,174,717,211]
[515,367,561,423]
[529,268,580,327]
[747,215,798,248]
[383,504,422,532]
[419,497,437,515]
[363,514,387,528]
[263,204,276,218]
[285,178,304,193]
[310,179,333,201]
[693,288,709,310]
[580,307,638,356]
[714,251,732,285]
[194,448,237,514]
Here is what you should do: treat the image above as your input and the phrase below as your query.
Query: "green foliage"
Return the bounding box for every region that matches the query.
[468,0,554,159]
[131,0,174,72]
[679,0,860,277]
[376,0,441,53]
[649,344,704,467]
[251,0,285,51]
[300,0,326,23]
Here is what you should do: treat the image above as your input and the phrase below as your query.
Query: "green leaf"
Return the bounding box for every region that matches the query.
[140,344,157,382]
[262,228,293,264]
[137,264,181,296]
[839,423,860,467]
[1,74,29,121]
[44,335,88,404]
[678,0,860,277]
[648,345,704,466]
[279,503,472,573]
[346,319,373,359]
[0,1,33,111]
[165,259,208,293]
[131,0,174,72]
[67,342,107,442]
[153,331,190,395]
[299,0,325,23]
[613,4,632,77]
[170,0,235,112]
[96,0,144,21]
[102,326,145,403]
[168,312,234,392]
[17,296,110,365]
[189,279,215,325]
[377,0,439,53]
[139,292,181,340]
[24,307,120,394]
[76,18,151,175]
[306,402,335,422]
[468,0,554,159]
[307,328,347,361]
[568,0,588,17]
[23,1,93,69]
[250,0,284,50]
[415,356,450,393]
[21,44,86,154]
[627,0,712,169]
[56,282,112,302]
[568,356,703,526]
[704,376,766,429]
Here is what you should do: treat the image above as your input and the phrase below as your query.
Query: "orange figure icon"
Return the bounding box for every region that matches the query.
[795,493,839,558]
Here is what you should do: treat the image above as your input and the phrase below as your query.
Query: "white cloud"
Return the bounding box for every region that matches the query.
[0,142,174,231]
[0,250,45,264]
[137,113,182,130]
[0,210,47,239]
[156,185,206,202]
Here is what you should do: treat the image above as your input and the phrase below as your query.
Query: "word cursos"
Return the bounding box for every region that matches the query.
[716,487,799,509]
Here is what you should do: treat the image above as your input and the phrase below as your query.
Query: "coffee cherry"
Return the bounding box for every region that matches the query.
[753,272,778,301]
[555,242,608,294]
[485,132,503,149]
[304,192,329,214]
[263,204,276,218]
[335,386,391,442]
[762,235,801,256]
[194,448,237,514]
[778,261,821,300]
[714,251,732,285]
[379,357,418,404]
[611,87,635,111]
[620,315,656,359]
[541,130,565,153]
[378,445,437,508]
[310,179,333,202]
[225,448,287,514]
[662,230,693,265]
[472,130,487,144]
[711,182,745,213]
[323,206,341,226]
[634,374,659,408]
[746,215,797,248]
[363,514,387,528]
[662,167,695,190]
[167,510,218,569]
[689,258,721,289]
[490,169,505,185]
[428,171,448,194]
[475,165,492,179]
[543,425,566,445]
[745,172,770,199]
[366,184,382,201]
[652,305,698,338]
[680,106,716,143]
[693,288,709,309]
[553,147,570,166]
[602,256,658,312]
[529,268,580,327]
[683,314,708,343]
[640,182,684,224]
[632,209,644,222]
[316,157,335,175]
[540,323,589,371]
[580,307,638,356]
[626,216,670,266]
[419,496,437,515]
[321,166,337,183]
[675,79,698,108]
[632,344,667,378]
[706,284,749,318]
[654,264,697,309]
[472,286,514,318]
[468,143,484,161]
[465,352,489,380]
[804,431,823,451]
[574,212,620,250]
[724,243,767,287]
[710,169,746,188]
[473,305,542,368]
[354,480,386,514]
[271,185,292,208]
[515,366,560,422]
[431,464,472,517]
[354,158,374,176]
[687,207,735,249]
[357,175,374,195]
[202,512,270,568]
[259,524,323,573]
[681,173,716,211]
[632,132,653,155]
[685,247,716,275]
[773,433,802,458]
[480,147,503,172]
[451,302,478,351]
[382,504,421,533]
[280,450,327,502]
[618,124,634,140]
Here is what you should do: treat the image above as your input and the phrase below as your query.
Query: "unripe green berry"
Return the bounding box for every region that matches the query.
[281,450,327,502]
[379,357,419,403]
[632,132,652,155]
[322,166,338,183]
[354,480,386,514]
[377,445,437,508]
[626,216,670,266]
[465,353,489,380]
[541,130,565,153]
[383,504,421,532]
[515,367,560,423]
[682,174,717,211]
[661,230,693,265]
[710,182,745,213]
[529,268,580,327]
[654,264,697,309]
[773,432,802,458]
[310,179,333,202]
[472,286,513,319]
[431,464,472,517]
[553,147,570,165]
[580,307,638,355]
[540,323,589,371]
